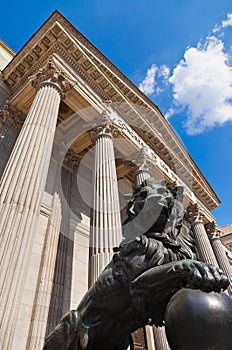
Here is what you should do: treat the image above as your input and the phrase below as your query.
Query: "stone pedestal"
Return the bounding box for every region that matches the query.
[0,61,72,349]
[88,112,122,286]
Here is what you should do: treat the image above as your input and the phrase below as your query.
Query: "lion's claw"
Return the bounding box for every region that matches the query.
[173,260,229,293]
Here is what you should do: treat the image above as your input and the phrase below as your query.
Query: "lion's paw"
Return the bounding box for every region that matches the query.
[173,260,229,292]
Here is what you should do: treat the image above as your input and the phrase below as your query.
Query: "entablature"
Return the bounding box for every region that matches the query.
[2,10,220,212]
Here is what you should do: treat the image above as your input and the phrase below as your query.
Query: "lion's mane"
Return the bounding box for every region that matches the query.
[122,177,196,264]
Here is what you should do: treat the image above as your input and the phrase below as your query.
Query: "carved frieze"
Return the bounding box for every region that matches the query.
[1,11,220,212]
[0,100,25,132]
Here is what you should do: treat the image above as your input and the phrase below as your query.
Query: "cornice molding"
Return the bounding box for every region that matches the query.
[1,11,220,211]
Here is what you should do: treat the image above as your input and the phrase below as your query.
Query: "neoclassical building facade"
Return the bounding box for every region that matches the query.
[0,11,231,350]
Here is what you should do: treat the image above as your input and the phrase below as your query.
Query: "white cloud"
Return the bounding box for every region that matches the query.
[212,13,232,34]
[138,64,170,96]
[169,36,232,134]
[158,64,170,80]
[164,107,175,119]
[222,13,232,28]
[212,24,220,34]
[138,12,232,134]
[138,64,157,95]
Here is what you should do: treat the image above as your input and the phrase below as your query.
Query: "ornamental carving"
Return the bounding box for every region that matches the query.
[63,149,81,170]
[205,221,221,240]
[133,148,154,174]
[187,203,203,225]
[0,101,25,133]
[53,141,81,170]
[29,60,76,98]
[0,101,10,122]
[88,110,122,143]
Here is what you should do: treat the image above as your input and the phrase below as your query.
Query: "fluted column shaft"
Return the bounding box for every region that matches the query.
[188,205,218,266]
[0,62,72,348]
[191,220,218,265]
[153,327,170,350]
[211,237,232,295]
[26,193,62,349]
[134,169,151,187]
[205,223,232,296]
[88,113,122,286]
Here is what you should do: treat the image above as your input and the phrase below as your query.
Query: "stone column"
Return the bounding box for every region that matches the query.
[188,204,218,266]
[133,149,170,350]
[133,148,153,187]
[153,327,170,350]
[88,112,122,286]
[145,325,156,350]
[206,222,232,296]
[26,193,62,349]
[0,61,73,349]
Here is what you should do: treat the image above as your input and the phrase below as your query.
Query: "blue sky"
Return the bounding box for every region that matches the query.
[1,1,232,226]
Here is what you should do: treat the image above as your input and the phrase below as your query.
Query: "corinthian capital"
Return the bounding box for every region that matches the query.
[133,148,153,173]
[187,203,203,225]
[29,60,76,98]
[205,221,221,239]
[88,110,122,143]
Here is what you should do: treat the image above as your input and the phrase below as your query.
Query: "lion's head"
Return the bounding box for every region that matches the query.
[122,178,196,259]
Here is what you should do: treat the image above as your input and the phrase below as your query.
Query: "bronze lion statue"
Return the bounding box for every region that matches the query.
[44,178,229,350]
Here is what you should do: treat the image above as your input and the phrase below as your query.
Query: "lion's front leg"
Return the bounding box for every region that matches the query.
[43,310,83,350]
[131,259,229,298]
[172,260,229,292]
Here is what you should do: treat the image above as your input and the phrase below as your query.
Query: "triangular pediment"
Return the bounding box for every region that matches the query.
[2,10,220,212]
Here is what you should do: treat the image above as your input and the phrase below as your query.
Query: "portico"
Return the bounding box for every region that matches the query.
[0,11,231,350]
